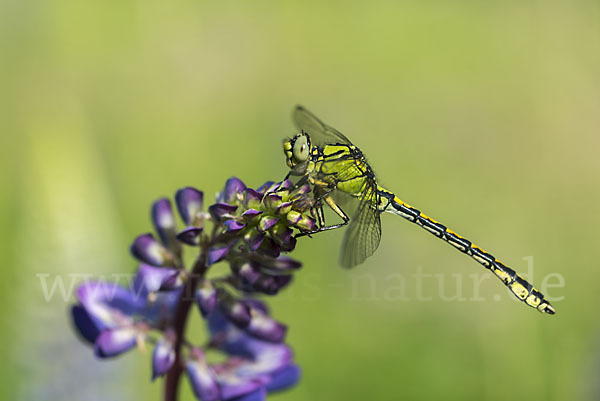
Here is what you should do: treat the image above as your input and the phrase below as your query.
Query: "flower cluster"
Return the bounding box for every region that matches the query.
[71,177,316,401]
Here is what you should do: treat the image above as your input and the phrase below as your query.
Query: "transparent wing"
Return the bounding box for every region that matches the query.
[339,183,382,268]
[292,106,381,266]
[293,105,352,146]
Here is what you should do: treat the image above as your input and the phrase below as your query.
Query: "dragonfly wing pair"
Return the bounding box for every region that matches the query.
[293,106,382,268]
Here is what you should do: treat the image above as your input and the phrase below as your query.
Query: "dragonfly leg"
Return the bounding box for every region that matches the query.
[295,204,325,238]
[308,174,341,202]
[320,195,350,230]
[316,203,326,227]
[295,194,349,238]
[295,175,310,187]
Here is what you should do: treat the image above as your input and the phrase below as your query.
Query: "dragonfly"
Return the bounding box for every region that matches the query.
[283,105,555,315]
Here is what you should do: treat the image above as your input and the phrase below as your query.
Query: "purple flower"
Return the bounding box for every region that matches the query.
[243,189,263,210]
[186,302,300,400]
[258,216,279,232]
[228,254,299,296]
[242,209,263,222]
[219,177,247,204]
[94,326,141,358]
[256,181,275,193]
[71,278,180,359]
[225,219,247,234]
[152,198,181,256]
[152,330,176,380]
[175,187,206,245]
[219,295,252,328]
[196,280,218,317]
[235,262,261,286]
[209,203,239,221]
[133,264,180,297]
[177,226,204,246]
[176,187,204,227]
[243,229,266,251]
[207,243,234,266]
[130,233,175,267]
[72,176,314,400]
[245,307,287,343]
[175,178,317,277]
[186,348,221,401]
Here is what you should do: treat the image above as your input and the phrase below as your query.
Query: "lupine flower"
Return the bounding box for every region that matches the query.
[153,329,177,380]
[71,273,181,359]
[187,301,300,401]
[71,177,314,401]
[204,178,316,295]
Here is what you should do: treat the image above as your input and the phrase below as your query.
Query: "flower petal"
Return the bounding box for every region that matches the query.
[175,187,204,226]
[242,299,269,314]
[275,201,293,215]
[236,262,261,286]
[280,236,296,252]
[295,216,316,231]
[224,219,246,233]
[239,342,293,376]
[186,350,220,401]
[75,280,180,342]
[209,203,238,221]
[207,244,232,266]
[256,181,275,194]
[229,388,267,401]
[256,238,281,258]
[290,184,311,197]
[177,226,204,246]
[220,296,251,328]
[266,364,301,392]
[262,194,282,210]
[270,223,293,247]
[207,305,231,336]
[258,216,279,232]
[76,281,143,329]
[133,264,179,296]
[94,327,139,358]
[222,177,247,204]
[241,209,262,222]
[141,288,182,326]
[243,189,263,209]
[217,373,263,401]
[152,331,176,380]
[277,180,295,191]
[285,211,302,226]
[130,233,174,267]
[252,275,293,295]
[207,305,292,373]
[265,256,302,272]
[152,198,180,254]
[196,280,218,317]
[243,229,265,252]
[71,305,102,344]
[246,309,287,343]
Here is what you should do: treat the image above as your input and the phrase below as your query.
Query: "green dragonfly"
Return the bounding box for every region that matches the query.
[283,105,555,315]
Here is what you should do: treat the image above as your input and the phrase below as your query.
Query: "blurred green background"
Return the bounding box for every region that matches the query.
[1,1,599,400]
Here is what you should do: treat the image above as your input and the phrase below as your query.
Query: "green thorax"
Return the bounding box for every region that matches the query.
[308,144,376,200]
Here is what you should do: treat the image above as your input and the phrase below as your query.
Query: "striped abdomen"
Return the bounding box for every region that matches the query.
[377,188,555,314]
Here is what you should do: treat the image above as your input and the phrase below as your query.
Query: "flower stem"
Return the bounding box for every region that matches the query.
[164,249,208,401]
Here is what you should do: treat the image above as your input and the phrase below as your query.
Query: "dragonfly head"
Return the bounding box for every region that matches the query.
[283,132,312,170]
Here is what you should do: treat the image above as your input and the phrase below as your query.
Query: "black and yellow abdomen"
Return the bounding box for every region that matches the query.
[376,187,555,314]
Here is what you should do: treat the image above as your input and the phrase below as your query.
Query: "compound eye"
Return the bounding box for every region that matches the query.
[292,135,309,162]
